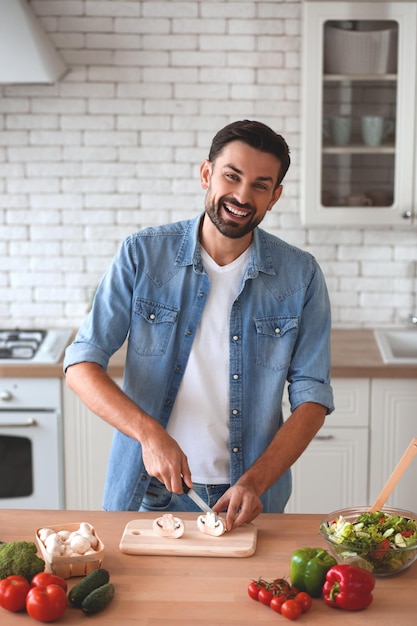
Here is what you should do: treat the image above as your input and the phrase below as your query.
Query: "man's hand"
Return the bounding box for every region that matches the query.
[212,482,263,531]
[140,421,192,494]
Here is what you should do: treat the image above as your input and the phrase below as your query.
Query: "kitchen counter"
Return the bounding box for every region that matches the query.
[0,509,415,625]
[1,329,416,378]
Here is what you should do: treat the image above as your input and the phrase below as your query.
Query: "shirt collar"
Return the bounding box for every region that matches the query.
[176,213,276,277]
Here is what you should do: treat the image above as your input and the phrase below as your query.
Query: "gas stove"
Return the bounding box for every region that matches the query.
[0,329,73,364]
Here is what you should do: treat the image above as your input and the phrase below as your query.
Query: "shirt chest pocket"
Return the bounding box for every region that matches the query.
[132,298,179,356]
[254,316,299,371]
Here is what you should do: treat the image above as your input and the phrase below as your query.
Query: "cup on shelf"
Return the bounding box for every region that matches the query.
[328,116,352,146]
[361,116,394,147]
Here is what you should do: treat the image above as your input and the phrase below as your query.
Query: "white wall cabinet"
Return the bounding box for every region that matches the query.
[301,1,417,225]
[285,379,369,513]
[369,379,417,512]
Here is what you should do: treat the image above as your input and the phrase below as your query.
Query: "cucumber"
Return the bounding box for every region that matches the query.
[81,583,115,615]
[69,568,110,608]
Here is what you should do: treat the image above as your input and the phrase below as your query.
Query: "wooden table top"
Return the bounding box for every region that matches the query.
[0,509,416,625]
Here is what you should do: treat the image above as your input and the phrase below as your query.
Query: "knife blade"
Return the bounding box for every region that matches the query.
[181,479,213,513]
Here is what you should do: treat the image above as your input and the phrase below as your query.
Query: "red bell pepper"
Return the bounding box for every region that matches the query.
[322,564,375,611]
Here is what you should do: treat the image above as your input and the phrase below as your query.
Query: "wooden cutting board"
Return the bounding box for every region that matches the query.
[119,518,257,558]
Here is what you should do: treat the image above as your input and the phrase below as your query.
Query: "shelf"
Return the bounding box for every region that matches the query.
[322,143,395,155]
[324,73,397,82]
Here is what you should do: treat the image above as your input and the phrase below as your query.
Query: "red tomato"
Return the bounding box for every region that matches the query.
[270,594,287,613]
[281,598,302,621]
[0,575,31,612]
[31,573,67,593]
[247,579,267,601]
[258,587,274,606]
[370,538,391,559]
[294,592,312,613]
[248,580,262,600]
[26,584,67,623]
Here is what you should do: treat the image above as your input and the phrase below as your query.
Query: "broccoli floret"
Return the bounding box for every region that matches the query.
[0,541,45,582]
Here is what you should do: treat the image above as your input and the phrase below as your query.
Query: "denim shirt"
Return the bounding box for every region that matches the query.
[64,215,334,512]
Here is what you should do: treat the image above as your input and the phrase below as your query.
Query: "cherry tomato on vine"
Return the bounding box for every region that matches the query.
[270,594,287,613]
[258,587,274,606]
[31,573,67,593]
[0,575,31,612]
[247,579,265,601]
[281,598,302,621]
[294,592,312,613]
[26,584,67,623]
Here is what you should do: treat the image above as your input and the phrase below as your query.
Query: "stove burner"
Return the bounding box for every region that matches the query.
[0,329,72,364]
[0,329,46,360]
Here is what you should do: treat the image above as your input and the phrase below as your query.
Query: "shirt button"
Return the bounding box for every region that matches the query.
[275,327,280,334]
[232,335,238,341]
[175,365,181,372]
[232,409,238,415]
[186,329,193,335]
[199,292,205,298]
[232,374,239,380]
[149,313,156,320]
[232,447,239,453]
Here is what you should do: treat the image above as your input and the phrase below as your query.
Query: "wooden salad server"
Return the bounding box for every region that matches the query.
[368,437,417,512]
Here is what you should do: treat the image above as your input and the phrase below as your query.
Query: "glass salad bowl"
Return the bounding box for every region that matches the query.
[320,506,417,576]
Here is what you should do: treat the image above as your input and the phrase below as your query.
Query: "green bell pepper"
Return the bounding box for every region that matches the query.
[290,547,337,598]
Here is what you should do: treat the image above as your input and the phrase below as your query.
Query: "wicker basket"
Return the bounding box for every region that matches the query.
[36,522,104,579]
[324,21,397,74]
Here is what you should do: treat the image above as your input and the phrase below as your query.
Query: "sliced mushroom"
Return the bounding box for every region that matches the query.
[153,513,185,538]
[196,512,226,536]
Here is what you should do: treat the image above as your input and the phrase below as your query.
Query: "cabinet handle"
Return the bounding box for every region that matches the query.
[314,435,334,441]
[402,210,412,219]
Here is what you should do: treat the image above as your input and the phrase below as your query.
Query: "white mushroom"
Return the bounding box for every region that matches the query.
[153,513,185,538]
[78,522,98,549]
[70,533,92,555]
[196,512,226,536]
[38,527,54,543]
[44,533,65,556]
[57,530,71,541]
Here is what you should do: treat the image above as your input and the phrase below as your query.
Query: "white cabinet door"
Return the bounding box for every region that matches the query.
[285,379,369,513]
[63,384,117,510]
[370,379,417,512]
[285,428,369,514]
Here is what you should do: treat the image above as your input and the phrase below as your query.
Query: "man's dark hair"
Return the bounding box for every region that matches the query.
[208,119,291,187]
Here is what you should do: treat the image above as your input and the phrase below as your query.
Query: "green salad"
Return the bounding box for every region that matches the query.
[321,510,417,575]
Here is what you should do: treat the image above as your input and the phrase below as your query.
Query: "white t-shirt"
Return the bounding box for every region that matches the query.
[166,245,251,484]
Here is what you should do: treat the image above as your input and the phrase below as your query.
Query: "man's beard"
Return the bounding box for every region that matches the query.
[205,194,263,239]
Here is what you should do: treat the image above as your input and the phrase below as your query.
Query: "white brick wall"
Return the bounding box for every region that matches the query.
[0,0,416,330]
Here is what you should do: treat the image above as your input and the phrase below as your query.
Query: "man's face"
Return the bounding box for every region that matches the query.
[200,141,283,239]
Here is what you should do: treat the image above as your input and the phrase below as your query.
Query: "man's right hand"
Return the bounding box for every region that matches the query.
[140,421,192,494]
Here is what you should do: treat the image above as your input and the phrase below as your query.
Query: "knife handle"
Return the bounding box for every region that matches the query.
[181,478,191,494]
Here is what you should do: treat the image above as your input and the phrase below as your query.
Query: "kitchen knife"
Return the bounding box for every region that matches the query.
[181,479,213,513]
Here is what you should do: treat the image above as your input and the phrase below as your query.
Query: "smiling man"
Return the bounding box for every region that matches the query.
[64,120,334,531]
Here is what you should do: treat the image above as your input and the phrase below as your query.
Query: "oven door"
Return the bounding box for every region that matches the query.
[0,410,64,509]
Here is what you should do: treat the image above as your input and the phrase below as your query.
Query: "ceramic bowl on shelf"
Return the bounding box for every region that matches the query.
[320,506,417,577]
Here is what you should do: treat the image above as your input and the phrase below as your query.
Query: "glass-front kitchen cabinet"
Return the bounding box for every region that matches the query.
[301,1,417,226]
